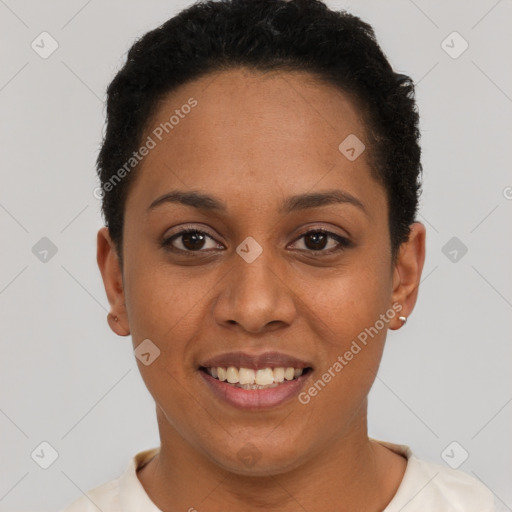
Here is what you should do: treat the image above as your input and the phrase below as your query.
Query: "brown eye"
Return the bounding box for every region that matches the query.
[291,229,351,255]
[180,231,206,251]
[304,231,329,250]
[163,229,222,252]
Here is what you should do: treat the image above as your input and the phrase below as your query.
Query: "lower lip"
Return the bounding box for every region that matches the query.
[199,369,311,410]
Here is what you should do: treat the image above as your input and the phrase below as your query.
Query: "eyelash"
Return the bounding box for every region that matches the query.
[162,227,352,257]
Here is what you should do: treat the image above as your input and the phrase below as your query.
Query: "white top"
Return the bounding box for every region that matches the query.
[59,439,497,511]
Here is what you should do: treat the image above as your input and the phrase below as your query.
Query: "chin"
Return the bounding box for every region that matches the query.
[205,439,308,477]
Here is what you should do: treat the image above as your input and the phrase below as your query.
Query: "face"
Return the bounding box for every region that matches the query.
[98,68,425,476]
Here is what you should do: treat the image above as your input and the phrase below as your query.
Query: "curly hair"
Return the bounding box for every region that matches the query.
[97,0,422,264]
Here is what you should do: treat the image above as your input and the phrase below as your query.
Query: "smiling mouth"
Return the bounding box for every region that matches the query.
[199,366,313,390]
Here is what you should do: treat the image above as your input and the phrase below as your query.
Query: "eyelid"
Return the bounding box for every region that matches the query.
[163,223,221,242]
[291,224,350,242]
[164,223,350,243]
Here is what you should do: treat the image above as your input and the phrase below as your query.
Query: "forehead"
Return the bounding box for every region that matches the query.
[127,68,383,215]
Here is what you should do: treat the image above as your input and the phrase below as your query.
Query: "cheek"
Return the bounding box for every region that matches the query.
[123,264,203,416]
[303,255,392,343]
[298,257,391,408]
[124,251,203,340]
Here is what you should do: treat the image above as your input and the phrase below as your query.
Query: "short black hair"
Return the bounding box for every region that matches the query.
[97,0,422,264]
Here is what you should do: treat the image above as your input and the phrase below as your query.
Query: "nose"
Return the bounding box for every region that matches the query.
[213,247,297,334]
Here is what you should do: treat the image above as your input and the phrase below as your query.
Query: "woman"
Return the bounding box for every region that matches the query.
[61,0,496,510]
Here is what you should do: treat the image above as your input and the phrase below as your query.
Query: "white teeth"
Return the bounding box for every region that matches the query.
[226,366,239,384]
[239,382,279,390]
[273,367,285,383]
[255,368,274,386]
[239,368,255,385]
[284,367,295,381]
[206,365,306,386]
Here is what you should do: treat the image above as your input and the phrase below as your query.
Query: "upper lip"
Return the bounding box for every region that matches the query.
[199,351,313,370]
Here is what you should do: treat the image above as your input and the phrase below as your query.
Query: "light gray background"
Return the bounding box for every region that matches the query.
[0,0,511,510]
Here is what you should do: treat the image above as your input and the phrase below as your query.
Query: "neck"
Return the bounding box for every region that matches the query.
[137,402,406,512]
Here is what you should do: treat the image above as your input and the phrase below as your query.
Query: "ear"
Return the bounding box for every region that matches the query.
[389,222,426,330]
[96,227,130,336]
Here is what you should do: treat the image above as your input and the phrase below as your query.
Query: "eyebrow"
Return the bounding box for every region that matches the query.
[147,189,367,215]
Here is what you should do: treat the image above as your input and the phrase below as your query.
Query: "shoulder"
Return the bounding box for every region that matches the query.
[58,478,120,512]
[374,439,497,512]
[407,455,496,511]
[58,447,160,512]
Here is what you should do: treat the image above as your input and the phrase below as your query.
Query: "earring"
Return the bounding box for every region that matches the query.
[108,312,119,322]
[398,316,407,324]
